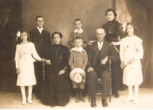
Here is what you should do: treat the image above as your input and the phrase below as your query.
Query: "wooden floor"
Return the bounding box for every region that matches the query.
[0,88,153,109]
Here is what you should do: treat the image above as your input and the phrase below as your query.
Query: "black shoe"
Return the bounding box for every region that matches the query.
[114,91,119,98]
[79,89,86,103]
[74,88,79,103]
[102,99,108,108]
[91,98,97,108]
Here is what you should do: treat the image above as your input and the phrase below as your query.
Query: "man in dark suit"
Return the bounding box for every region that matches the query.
[29,15,51,99]
[86,28,118,108]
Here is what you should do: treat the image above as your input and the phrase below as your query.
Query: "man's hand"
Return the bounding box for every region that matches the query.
[87,67,94,73]
[58,70,65,75]
[46,60,51,65]
[16,68,19,74]
[101,56,108,65]
[120,61,124,69]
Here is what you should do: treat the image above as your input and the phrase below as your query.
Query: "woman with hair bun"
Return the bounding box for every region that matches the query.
[102,8,126,98]
[41,32,71,107]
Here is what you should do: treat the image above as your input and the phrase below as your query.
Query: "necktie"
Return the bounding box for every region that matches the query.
[98,43,102,50]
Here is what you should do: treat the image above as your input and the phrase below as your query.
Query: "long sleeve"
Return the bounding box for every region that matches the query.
[69,51,75,70]
[63,47,70,71]
[109,45,119,62]
[134,40,143,60]
[86,46,93,68]
[14,45,20,68]
[31,43,41,61]
[120,39,124,62]
[82,50,88,70]
[68,32,75,47]
[82,32,89,48]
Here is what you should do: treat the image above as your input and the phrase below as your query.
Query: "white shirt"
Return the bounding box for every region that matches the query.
[74,28,83,34]
[97,41,103,50]
[37,26,44,34]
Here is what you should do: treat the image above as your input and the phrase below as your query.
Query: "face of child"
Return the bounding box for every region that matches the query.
[74,39,83,48]
[74,21,82,30]
[53,34,61,45]
[106,11,115,21]
[36,17,44,28]
[127,25,134,36]
[21,32,28,42]
[96,29,105,42]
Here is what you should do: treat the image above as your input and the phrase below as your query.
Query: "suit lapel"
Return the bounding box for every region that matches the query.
[92,41,99,57]
[99,41,107,58]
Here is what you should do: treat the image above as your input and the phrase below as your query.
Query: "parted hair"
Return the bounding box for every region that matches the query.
[105,8,117,17]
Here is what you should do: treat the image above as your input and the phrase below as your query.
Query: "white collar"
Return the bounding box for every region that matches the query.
[71,47,84,52]
[37,26,44,33]
[97,41,103,45]
[74,28,83,34]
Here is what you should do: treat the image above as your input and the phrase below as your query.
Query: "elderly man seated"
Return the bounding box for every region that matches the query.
[86,28,118,108]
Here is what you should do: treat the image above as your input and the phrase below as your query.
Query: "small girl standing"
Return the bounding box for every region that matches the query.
[15,31,44,105]
[120,23,143,104]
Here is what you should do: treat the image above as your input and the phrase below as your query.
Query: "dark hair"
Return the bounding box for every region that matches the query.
[74,18,82,24]
[105,8,117,17]
[35,15,43,21]
[18,30,31,44]
[52,32,63,39]
[126,23,138,36]
[73,36,84,42]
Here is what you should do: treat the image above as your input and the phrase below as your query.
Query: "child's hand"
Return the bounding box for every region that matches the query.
[41,58,45,62]
[46,60,51,65]
[88,40,96,45]
[120,61,124,69]
[58,70,65,75]
[101,56,108,65]
[87,67,94,72]
[16,68,20,74]
[129,58,134,64]
[110,41,115,45]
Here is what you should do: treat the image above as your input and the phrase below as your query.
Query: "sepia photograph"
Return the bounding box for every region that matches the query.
[0,0,153,109]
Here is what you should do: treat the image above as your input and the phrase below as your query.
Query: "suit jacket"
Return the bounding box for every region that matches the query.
[29,28,51,59]
[86,40,119,70]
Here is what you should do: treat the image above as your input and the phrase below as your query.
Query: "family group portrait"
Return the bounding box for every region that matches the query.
[0,0,153,109]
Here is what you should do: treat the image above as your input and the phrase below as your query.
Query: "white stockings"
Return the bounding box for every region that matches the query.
[124,85,139,104]
[20,86,33,104]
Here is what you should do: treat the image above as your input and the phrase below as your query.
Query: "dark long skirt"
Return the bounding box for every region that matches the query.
[40,70,71,107]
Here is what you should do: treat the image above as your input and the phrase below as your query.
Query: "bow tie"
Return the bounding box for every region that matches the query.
[74,28,83,34]
[71,47,84,52]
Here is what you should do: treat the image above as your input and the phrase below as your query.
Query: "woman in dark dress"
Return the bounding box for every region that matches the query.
[102,9,126,98]
[41,32,71,107]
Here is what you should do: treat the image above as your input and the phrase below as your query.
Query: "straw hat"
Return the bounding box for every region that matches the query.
[70,68,86,83]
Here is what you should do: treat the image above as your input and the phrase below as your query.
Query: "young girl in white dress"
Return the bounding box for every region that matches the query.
[120,23,143,104]
[15,31,44,105]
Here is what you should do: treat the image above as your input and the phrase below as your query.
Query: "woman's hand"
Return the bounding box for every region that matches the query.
[16,68,20,74]
[120,61,124,69]
[46,60,51,65]
[58,70,65,75]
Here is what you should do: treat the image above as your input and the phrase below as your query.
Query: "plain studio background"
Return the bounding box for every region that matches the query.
[22,0,113,47]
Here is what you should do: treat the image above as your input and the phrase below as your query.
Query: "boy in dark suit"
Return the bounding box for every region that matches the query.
[29,16,51,99]
[86,28,118,108]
